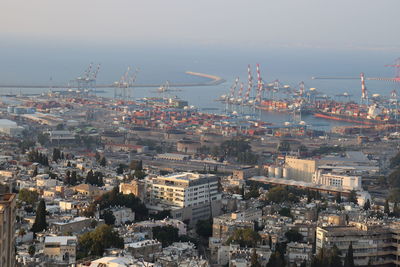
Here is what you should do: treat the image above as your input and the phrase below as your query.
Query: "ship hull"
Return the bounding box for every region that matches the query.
[314,112,392,125]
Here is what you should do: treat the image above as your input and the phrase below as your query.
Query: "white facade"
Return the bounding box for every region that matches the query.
[110,207,135,226]
[0,119,24,137]
[43,236,77,265]
[151,172,221,208]
[313,170,362,190]
[36,178,58,188]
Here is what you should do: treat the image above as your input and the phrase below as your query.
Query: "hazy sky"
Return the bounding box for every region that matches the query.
[1,0,399,50]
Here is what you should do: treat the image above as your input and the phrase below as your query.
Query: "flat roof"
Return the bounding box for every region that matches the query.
[45,236,77,245]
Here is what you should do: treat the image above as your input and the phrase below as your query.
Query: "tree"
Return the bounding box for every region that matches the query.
[133,169,146,180]
[285,229,303,242]
[116,164,124,175]
[18,228,26,240]
[196,218,213,238]
[363,199,371,210]
[329,245,343,267]
[52,148,62,162]
[37,132,49,146]
[384,199,390,214]
[100,157,106,167]
[394,202,400,217]
[279,207,292,218]
[32,199,47,233]
[336,192,342,203]
[250,248,261,267]
[100,210,116,225]
[277,141,290,153]
[28,245,36,257]
[267,251,284,267]
[152,225,179,247]
[94,187,148,221]
[344,242,355,267]
[348,190,358,204]
[226,228,261,248]
[95,152,101,162]
[18,189,39,206]
[77,224,123,259]
[32,166,38,177]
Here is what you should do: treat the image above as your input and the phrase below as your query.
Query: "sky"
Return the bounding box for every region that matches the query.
[1,0,399,50]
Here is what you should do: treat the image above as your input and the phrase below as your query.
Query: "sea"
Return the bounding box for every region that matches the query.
[0,41,399,131]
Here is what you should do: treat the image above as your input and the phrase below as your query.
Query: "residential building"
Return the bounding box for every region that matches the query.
[151,172,221,208]
[149,172,222,226]
[119,179,146,201]
[109,207,135,226]
[43,236,77,265]
[286,242,313,266]
[125,239,162,262]
[316,222,400,266]
[0,193,16,267]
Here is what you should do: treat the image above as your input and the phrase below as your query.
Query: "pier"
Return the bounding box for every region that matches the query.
[0,71,226,89]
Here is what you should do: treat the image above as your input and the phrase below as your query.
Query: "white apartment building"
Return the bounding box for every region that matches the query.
[151,172,221,208]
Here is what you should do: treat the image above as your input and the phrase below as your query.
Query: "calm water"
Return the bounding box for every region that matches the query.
[0,41,399,131]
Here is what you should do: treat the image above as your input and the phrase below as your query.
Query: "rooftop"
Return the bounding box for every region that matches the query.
[44,236,77,245]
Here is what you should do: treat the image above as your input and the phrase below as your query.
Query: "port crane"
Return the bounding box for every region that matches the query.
[70,63,101,95]
[114,66,140,99]
[312,57,400,83]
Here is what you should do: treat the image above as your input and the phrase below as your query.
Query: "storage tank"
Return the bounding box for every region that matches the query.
[275,167,282,178]
[268,166,275,178]
[283,168,288,179]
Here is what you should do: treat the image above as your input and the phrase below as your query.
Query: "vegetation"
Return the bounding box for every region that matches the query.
[277,141,290,153]
[99,157,106,167]
[149,210,171,220]
[100,210,116,225]
[267,251,285,267]
[196,218,213,238]
[18,189,39,206]
[52,148,64,162]
[27,150,49,166]
[363,199,371,210]
[279,207,292,218]
[384,199,390,214]
[37,132,49,146]
[28,245,36,257]
[311,245,342,267]
[266,186,299,203]
[226,228,261,247]
[152,225,179,247]
[85,170,104,186]
[64,170,78,186]
[77,224,124,259]
[94,187,148,221]
[285,229,303,242]
[250,248,261,267]
[18,140,35,153]
[348,190,358,204]
[244,184,261,200]
[31,199,47,233]
[390,150,400,168]
[343,242,355,267]
[311,145,345,156]
[218,138,258,164]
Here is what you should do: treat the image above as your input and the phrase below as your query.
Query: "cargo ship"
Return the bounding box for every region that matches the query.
[313,101,396,125]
